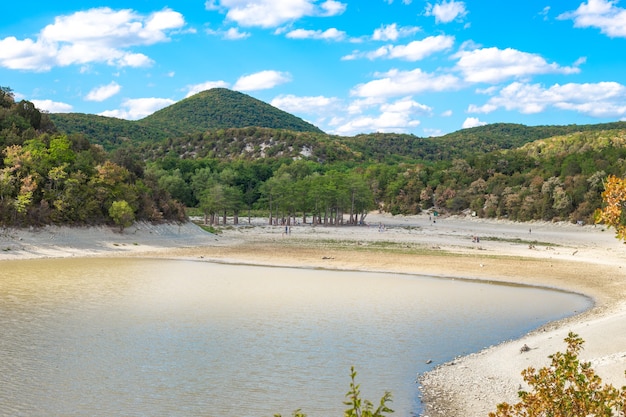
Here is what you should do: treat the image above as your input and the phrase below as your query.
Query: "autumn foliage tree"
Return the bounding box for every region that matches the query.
[595,175,626,241]
[490,333,626,417]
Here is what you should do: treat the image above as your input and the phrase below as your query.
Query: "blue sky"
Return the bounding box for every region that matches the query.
[2,1,626,137]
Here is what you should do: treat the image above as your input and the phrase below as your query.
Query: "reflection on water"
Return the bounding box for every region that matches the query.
[0,258,591,417]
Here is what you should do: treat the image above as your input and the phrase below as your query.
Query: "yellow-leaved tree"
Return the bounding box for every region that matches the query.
[595,175,626,240]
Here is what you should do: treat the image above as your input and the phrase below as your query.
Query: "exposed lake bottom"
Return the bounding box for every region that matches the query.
[0,258,591,417]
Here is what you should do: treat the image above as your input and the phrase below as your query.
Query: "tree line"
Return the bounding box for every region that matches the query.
[147,127,626,227]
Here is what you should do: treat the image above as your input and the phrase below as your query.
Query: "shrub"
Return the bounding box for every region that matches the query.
[274,366,393,417]
[490,332,626,417]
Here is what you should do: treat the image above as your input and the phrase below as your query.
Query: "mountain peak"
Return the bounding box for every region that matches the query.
[141,88,323,134]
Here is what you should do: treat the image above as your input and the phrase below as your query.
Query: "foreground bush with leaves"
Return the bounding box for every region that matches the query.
[274,366,393,417]
[490,332,626,416]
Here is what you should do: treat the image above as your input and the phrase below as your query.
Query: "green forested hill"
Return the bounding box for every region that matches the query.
[128,121,626,166]
[47,113,166,149]
[141,88,323,134]
[49,85,626,163]
[8,82,626,228]
[49,88,322,150]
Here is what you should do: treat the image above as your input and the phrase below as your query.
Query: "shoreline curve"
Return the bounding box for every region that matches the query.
[2,212,626,416]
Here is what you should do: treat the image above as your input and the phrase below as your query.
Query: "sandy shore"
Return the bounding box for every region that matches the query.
[2,213,626,416]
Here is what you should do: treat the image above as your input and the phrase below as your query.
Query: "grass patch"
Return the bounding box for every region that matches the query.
[481,236,559,247]
[281,238,451,256]
[194,223,222,235]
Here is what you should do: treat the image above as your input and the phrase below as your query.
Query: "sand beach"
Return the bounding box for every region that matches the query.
[1,212,626,416]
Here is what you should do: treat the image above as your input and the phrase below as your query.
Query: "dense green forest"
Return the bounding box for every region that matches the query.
[4,85,626,228]
[0,87,185,227]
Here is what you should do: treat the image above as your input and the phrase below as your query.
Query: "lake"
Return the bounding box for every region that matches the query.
[0,257,591,416]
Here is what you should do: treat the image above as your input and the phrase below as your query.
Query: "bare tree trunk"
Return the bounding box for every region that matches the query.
[350,191,356,224]
[268,195,273,225]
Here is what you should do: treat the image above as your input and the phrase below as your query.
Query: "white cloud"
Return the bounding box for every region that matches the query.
[559,0,626,38]
[346,97,386,115]
[380,96,432,115]
[331,96,429,135]
[0,7,185,71]
[85,82,122,102]
[351,68,461,98]
[286,28,346,41]
[100,97,175,120]
[454,47,581,84]
[468,81,626,118]
[206,27,251,39]
[0,37,59,71]
[424,0,468,24]
[372,23,420,41]
[343,35,453,61]
[224,27,251,39]
[320,0,347,16]
[186,81,231,97]
[207,0,346,28]
[233,70,292,91]
[30,99,73,113]
[462,117,487,129]
[271,94,340,114]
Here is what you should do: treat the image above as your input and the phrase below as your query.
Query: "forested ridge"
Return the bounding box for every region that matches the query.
[4,85,626,228]
[49,88,322,150]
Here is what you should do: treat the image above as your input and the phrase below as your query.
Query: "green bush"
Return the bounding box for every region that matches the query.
[274,367,393,417]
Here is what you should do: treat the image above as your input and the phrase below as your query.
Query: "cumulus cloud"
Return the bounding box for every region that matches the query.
[233,70,292,91]
[185,81,231,97]
[99,97,175,120]
[424,0,468,24]
[330,96,430,135]
[468,81,626,118]
[0,7,185,71]
[286,28,346,41]
[271,94,340,114]
[462,117,487,129]
[372,23,420,41]
[30,99,73,113]
[346,97,387,115]
[558,0,626,38]
[344,35,454,61]
[206,0,346,28]
[85,82,121,102]
[320,0,347,16]
[206,27,251,39]
[351,68,461,98]
[454,47,581,84]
